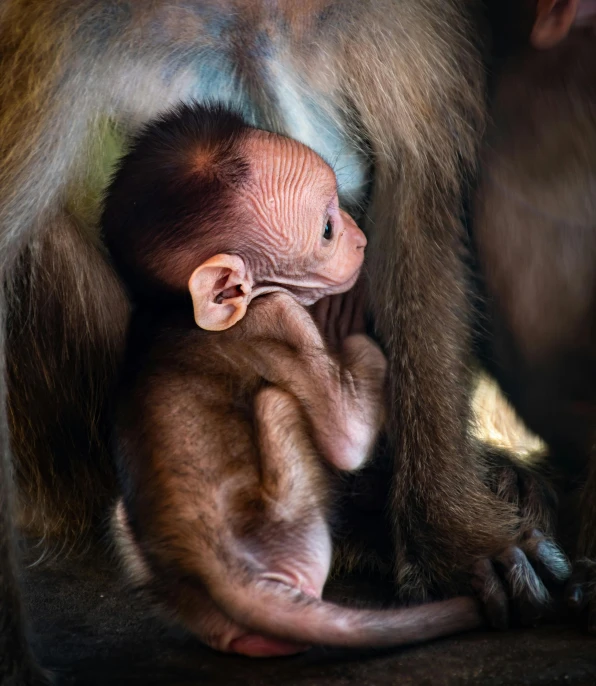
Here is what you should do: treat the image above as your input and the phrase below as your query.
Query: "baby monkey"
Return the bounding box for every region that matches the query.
[103,104,482,657]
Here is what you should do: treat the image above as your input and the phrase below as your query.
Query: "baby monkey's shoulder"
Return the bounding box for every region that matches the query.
[238,293,323,349]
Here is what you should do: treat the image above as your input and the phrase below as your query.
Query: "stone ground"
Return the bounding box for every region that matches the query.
[21,544,596,686]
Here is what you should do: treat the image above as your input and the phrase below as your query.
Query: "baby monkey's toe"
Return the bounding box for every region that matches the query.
[229,635,309,657]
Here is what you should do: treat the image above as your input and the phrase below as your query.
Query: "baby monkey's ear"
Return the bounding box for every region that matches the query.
[189,254,252,331]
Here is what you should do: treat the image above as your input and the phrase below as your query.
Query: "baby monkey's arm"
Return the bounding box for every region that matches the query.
[311,283,386,470]
[246,291,387,472]
[327,331,387,470]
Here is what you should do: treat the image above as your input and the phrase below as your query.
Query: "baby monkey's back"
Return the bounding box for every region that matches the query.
[113,299,336,655]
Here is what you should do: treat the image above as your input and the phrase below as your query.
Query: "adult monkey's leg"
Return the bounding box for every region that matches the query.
[0,299,51,683]
[0,4,130,681]
[368,174,517,597]
[335,2,518,599]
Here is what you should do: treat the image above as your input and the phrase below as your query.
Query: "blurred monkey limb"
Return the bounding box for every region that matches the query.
[474,0,596,630]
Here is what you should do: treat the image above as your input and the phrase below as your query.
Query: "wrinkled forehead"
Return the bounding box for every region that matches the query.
[234,130,339,268]
[244,129,338,197]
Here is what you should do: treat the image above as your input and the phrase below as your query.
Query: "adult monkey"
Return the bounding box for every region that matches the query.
[0,1,559,683]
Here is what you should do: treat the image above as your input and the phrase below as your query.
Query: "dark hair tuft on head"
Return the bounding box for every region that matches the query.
[101,102,252,301]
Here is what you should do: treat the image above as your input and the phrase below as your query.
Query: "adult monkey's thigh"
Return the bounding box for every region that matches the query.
[0,1,515,681]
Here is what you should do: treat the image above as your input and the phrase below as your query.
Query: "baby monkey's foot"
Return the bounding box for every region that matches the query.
[472,529,571,629]
[566,558,596,633]
[229,635,309,657]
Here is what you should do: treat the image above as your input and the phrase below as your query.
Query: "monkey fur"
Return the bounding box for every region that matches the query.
[99,102,492,655]
[0,1,570,681]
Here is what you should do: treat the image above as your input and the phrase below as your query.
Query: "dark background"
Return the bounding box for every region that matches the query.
[23,543,596,686]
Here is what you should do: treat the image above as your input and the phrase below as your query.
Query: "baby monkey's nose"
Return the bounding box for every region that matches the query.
[355,229,367,250]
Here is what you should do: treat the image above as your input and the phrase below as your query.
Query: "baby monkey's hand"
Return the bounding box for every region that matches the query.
[311,279,368,350]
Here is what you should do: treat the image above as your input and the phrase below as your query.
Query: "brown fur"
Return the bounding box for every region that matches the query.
[0,1,523,679]
[102,104,254,298]
[110,294,484,652]
[1,0,517,567]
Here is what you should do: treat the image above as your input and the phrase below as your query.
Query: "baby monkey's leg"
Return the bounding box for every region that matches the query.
[291,332,387,472]
[254,292,386,472]
[230,386,330,657]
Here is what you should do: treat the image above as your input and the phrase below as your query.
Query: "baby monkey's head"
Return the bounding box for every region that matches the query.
[102,103,366,330]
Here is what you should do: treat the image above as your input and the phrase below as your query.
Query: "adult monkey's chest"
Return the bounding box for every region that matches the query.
[75,3,371,229]
[185,6,371,211]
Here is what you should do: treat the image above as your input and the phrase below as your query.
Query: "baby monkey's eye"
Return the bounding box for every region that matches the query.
[323,219,333,241]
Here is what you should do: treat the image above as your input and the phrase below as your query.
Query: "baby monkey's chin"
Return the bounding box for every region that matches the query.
[279,269,363,306]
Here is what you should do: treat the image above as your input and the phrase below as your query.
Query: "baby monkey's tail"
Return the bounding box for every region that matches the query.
[209,572,484,654]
